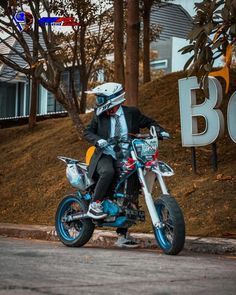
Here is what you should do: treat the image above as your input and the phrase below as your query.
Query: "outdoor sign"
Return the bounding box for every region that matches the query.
[178,76,236,147]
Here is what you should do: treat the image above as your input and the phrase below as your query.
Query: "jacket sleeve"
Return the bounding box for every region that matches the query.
[136,108,165,133]
[83,115,102,145]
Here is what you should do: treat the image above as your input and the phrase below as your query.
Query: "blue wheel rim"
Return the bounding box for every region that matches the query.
[154,203,173,250]
[57,197,83,241]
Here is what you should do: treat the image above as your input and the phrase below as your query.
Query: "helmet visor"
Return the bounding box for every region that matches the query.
[96,95,108,106]
[96,88,124,106]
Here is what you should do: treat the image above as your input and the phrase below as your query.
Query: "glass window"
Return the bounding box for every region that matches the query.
[25,82,30,116]
[17,82,25,116]
[0,82,16,118]
[150,59,168,70]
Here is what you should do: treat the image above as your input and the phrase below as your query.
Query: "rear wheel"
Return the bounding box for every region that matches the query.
[153,194,185,255]
[55,195,94,247]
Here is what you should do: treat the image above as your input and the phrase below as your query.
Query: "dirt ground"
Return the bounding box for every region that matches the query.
[0,71,235,237]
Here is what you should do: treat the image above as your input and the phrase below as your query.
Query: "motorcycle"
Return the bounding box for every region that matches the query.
[55,126,185,255]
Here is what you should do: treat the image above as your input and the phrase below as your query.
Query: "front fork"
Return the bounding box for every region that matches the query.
[131,151,164,229]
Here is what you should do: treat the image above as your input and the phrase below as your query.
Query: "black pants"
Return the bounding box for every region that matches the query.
[93,154,115,202]
[93,154,128,237]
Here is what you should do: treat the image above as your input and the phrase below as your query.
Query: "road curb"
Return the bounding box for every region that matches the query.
[0,223,236,255]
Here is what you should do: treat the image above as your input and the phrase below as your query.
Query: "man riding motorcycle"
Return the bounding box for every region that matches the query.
[83,82,170,247]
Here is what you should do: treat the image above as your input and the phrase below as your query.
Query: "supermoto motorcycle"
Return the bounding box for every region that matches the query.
[55,126,185,255]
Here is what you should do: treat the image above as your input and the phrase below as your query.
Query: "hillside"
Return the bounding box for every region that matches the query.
[0,71,235,237]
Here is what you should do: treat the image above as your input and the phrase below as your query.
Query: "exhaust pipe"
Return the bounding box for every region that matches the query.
[62,213,89,222]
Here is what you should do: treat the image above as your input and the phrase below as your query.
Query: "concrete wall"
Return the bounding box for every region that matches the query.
[151,37,193,73]
[151,39,172,73]
[171,37,192,72]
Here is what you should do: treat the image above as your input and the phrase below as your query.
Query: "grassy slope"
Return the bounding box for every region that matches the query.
[0,71,235,237]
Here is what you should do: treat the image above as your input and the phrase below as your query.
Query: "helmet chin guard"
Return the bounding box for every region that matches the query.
[85,82,126,116]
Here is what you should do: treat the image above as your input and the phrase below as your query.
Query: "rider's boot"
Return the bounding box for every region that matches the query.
[87,201,107,219]
[115,233,139,248]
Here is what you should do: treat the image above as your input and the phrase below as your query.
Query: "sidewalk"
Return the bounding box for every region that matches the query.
[0,223,236,255]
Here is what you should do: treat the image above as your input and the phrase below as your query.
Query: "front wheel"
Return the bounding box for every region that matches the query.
[55,195,94,247]
[153,194,185,255]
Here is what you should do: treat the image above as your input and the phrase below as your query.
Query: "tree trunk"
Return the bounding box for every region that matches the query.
[67,106,84,140]
[143,0,152,83]
[29,76,38,128]
[69,67,80,113]
[29,0,39,129]
[79,22,88,115]
[80,90,87,114]
[125,0,140,106]
[80,75,88,114]
[54,88,84,138]
[114,0,125,85]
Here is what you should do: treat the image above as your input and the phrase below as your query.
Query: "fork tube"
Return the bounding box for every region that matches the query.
[131,151,162,228]
[156,173,169,195]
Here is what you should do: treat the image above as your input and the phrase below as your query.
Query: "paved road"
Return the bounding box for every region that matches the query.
[0,237,235,295]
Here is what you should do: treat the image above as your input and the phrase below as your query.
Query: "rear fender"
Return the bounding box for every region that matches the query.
[77,162,88,171]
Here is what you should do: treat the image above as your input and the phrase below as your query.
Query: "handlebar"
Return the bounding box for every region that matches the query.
[107,133,151,145]
[128,132,150,139]
[106,132,168,146]
[97,127,170,149]
[107,136,131,145]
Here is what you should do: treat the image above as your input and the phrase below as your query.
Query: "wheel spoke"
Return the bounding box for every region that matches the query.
[68,226,80,238]
[156,204,174,245]
[163,224,173,241]
[56,196,95,246]
[60,202,84,239]
[154,196,185,255]
[165,219,174,228]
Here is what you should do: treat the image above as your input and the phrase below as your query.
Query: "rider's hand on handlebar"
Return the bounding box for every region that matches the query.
[96,139,108,148]
[158,131,171,140]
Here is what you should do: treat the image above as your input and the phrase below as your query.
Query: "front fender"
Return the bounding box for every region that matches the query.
[151,161,174,177]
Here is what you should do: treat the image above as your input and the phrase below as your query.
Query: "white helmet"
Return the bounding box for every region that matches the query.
[86,82,126,116]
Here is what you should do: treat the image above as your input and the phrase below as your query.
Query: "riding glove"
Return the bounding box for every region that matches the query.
[158,131,171,140]
[96,139,108,148]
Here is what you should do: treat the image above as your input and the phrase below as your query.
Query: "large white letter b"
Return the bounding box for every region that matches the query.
[178,76,224,147]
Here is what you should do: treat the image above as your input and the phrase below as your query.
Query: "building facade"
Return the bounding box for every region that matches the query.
[150,2,193,73]
[0,1,198,121]
[0,34,80,121]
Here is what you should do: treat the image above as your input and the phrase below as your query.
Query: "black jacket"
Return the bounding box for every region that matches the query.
[83,106,164,178]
